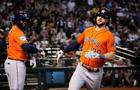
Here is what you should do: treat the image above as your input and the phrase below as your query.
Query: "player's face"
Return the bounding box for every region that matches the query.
[96,16,108,26]
[20,20,27,27]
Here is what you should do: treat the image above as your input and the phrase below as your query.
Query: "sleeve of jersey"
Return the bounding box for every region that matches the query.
[107,33,116,52]
[77,31,85,44]
[14,34,28,46]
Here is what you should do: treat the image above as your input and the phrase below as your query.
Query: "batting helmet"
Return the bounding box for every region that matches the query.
[96,8,110,19]
[13,11,29,24]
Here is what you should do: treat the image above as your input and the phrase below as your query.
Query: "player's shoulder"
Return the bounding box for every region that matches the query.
[105,28,115,38]
[11,25,18,32]
[11,25,24,35]
[105,28,114,35]
[84,26,94,32]
[86,26,94,30]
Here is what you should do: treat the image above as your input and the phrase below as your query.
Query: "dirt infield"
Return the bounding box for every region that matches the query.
[100,88,140,90]
[0,86,140,90]
[48,87,140,90]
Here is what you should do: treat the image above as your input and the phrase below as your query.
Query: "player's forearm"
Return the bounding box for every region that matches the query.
[62,40,81,53]
[22,43,38,53]
[104,51,115,61]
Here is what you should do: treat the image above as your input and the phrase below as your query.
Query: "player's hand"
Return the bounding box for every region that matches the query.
[85,50,100,59]
[30,56,37,68]
[56,50,64,64]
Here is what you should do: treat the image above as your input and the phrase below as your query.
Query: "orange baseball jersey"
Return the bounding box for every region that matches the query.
[77,26,116,68]
[7,25,29,61]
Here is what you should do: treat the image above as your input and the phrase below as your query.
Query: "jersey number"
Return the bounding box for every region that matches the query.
[92,48,101,54]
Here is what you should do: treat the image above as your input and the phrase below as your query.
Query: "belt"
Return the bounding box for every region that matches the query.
[8,58,25,62]
[81,63,99,72]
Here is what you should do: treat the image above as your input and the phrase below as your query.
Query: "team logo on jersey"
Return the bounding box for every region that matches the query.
[20,35,26,41]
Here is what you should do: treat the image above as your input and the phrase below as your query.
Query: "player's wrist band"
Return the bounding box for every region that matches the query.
[99,54,105,60]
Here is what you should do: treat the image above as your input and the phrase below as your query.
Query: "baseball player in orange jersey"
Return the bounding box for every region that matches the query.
[57,8,116,90]
[4,12,39,90]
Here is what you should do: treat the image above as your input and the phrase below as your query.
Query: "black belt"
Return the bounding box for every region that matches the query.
[81,63,99,72]
[8,58,25,62]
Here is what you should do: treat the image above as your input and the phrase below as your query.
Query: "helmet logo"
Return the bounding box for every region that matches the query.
[101,10,105,14]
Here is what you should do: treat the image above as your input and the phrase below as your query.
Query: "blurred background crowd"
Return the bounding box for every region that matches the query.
[0,0,140,64]
[0,0,140,54]
[0,0,140,87]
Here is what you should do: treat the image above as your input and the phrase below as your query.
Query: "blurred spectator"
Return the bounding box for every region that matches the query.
[114,33,121,45]
[107,0,113,8]
[41,37,49,47]
[127,30,139,42]
[67,0,76,12]
[119,32,128,48]
[87,0,94,8]
[106,60,118,67]
[56,28,67,42]
[40,26,49,38]
[123,69,134,86]
[116,58,125,67]
[92,5,100,14]
[128,40,138,51]
[71,27,81,38]
[31,19,40,35]
[83,18,93,28]
[0,29,4,40]
[65,17,75,38]
[125,59,134,67]
[56,15,66,32]
[103,69,113,86]
[34,39,41,49]
[36,50,46,67]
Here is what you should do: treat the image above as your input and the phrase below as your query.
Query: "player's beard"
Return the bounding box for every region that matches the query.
[17,22,26,30]
[96,22,106,27]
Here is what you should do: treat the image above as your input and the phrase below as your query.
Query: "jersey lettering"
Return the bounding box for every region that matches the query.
[85,37,101,47]
[88,37,91,42]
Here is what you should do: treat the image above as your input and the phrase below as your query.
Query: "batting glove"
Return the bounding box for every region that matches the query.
[85,50,105,59]
[30,56,37,68]
[56,50,64,64]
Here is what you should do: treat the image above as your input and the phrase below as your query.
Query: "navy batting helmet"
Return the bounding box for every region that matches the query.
[13,12,29,24]
[96,8,110,19]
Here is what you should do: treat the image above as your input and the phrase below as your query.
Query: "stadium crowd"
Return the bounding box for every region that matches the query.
[0,0,140,55]
[0,0,140,87]
[0,0,140,63]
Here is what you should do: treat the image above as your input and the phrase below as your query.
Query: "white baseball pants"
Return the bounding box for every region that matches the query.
[68,63,103,90]
[4,58,26,90]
